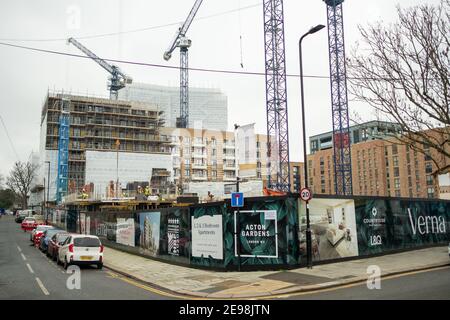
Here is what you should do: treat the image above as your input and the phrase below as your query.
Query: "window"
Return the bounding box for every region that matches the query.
[212,149,217,156]
[394,167,400,177]
[394,178,400,189]
[184,169,190,177]
[393,156,399,167]
[427,187,434,198]
[426,175,433,186]
[425,163,433,174]
[74,237,101,247]
[392,144,398,155]
[362,129,368,140]
[395,190,401,197]
[184,159,190,165]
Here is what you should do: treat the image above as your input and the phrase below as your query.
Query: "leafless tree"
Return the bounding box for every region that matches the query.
[6,161,38,209]
[347,0,450,176]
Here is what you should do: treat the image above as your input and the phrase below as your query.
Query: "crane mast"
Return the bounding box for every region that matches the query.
[263,0,291,192]
[324,0,353,195]
[163,0,204,128]
[68,37,132,100]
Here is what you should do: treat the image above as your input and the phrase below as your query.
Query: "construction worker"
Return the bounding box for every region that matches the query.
[81,188,88,199]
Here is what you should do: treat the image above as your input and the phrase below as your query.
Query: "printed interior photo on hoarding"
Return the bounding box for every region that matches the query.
[299,199,359,261]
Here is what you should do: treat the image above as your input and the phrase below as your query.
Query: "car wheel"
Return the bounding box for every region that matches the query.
[63,258,70,270]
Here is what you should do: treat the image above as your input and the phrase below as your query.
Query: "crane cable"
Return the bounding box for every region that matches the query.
[238,0,244,68]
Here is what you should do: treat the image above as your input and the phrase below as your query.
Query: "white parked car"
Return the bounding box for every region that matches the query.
[57,235,104,270]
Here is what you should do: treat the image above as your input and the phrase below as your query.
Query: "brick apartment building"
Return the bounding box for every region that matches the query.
[307,122,449,198]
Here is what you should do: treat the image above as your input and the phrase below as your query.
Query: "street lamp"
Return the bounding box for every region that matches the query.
[299,24,325,269]
[45,161,50,221]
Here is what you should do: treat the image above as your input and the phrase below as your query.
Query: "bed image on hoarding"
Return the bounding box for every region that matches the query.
[299,198,359,261]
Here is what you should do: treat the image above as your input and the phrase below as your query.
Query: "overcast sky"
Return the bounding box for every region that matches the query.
[0,0,439,178]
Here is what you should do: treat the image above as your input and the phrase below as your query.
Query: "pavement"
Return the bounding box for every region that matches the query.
[103,244,450,299]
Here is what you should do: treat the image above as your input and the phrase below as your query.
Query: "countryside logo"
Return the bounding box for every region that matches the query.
[407,209,446,235]
[364,206,385,226]
[372,207,378,217]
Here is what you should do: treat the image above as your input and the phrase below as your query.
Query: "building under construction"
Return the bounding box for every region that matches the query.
[39,91,173,201]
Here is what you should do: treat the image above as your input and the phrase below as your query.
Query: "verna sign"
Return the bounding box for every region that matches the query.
[407,208,447,235]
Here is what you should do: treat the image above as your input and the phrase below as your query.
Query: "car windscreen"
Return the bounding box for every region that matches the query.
[56,234,69,242]
[74,237,101,247]
[45,229,62,238]
[23,218,36,222]
[36,226,53,231]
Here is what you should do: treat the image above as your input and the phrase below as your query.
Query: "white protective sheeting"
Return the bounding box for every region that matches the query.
[85,151,173,198]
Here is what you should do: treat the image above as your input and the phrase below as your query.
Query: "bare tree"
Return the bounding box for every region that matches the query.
[6,161,38,209]
[347,0,450,176]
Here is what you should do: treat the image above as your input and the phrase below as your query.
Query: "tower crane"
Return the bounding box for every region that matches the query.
[68,37,133,100]
[262,0,291,192]
[324,0,353,195]
[163,0,204,128]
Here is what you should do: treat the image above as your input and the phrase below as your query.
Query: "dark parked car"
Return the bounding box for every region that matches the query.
[47,232,70,261]
[39,228,64,253]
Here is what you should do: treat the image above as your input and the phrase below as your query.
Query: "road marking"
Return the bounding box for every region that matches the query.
[35,277,50,295]
[26,263,34,274]
[260,265,450,299]
[35,277,50,296]
[17,246,22,252]
[106,271,205,300]
[20,253,27,261]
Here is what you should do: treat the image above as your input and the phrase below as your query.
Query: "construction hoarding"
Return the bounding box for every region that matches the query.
[61,195,449,270]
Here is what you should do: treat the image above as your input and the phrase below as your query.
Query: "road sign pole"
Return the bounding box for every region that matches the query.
[236,178,241,272]
[306,199,312,269]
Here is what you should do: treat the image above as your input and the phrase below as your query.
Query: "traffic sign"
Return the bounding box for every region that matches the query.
[300,188,312,201]
[231,192,244,207]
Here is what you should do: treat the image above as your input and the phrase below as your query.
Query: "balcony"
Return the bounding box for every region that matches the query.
[192,141,206,147]
[223,154,235,160]
[223,176,237,182]
[192,163,207,169]
[223,166,236,171]
[192,175,208,181]
[172,162,181,169]
[223,144,235,149]
[192,153,207,159]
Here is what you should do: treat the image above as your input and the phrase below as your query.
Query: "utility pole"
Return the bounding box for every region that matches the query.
[116,139,120,198]
[45,161,50,221]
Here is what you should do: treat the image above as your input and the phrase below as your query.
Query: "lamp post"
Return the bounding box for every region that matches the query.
[299,24,325,269]
[45,161,50,222]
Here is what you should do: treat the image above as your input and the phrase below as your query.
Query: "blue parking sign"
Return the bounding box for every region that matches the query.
[231,192,244,207]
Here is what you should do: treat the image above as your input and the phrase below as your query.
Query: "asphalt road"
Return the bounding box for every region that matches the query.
[0,216,173,300]
[2,215,449,300]
[284,265,450,300]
